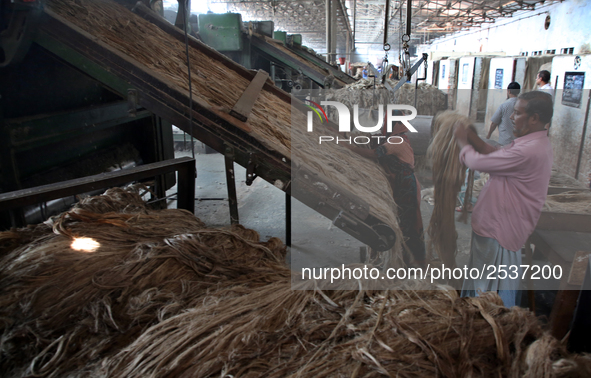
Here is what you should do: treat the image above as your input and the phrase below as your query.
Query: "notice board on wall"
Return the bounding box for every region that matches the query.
[562,71,585,108]
[494,69,504,89]
[461,63,469,84]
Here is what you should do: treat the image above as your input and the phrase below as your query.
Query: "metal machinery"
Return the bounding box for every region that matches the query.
[0,0,182,229]
[0,0,403,252]
[195,12,355,94]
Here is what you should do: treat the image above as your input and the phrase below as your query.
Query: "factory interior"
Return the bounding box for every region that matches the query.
[1,0,591,376]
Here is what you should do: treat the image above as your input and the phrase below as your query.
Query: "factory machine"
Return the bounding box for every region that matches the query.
[0,0,182,230]
[195,12,355,94]
[0,0,400,253]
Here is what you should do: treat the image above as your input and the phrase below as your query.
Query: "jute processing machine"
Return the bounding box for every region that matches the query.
[0,0,181,229]
[195,12,355,93]
[0,0,401,252]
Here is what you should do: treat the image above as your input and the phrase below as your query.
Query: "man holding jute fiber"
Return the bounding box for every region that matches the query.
[453,91,554,307]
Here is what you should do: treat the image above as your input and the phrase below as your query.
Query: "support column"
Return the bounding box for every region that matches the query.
[331,0,337,64]
[352,0,356,51]
[286,192,291,247]
[224,155,239,225]
[345,31,350,73]
[325,0,332,63]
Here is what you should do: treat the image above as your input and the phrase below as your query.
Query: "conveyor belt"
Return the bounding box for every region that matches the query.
[250,35,351,88]
[283,43,356,86]
[36,0,402,252]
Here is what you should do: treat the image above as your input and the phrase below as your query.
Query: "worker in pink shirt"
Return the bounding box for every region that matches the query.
[453,91,554,307]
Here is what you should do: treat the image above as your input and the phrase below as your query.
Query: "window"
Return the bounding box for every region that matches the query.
[520,52,528,56]
[561,47,574,55]
[545,49,556,55]
[532,51,543,56]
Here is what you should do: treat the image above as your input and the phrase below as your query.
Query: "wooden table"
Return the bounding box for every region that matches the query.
[527,211,591,339]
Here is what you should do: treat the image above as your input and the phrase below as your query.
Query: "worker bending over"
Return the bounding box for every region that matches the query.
[453,91,553,307]
[345,118,426,269]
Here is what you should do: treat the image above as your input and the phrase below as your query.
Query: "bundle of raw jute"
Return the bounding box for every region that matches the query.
[549,169,588,189]
[426,111,472,269]
[543,190,591,213]
[0,187,287,377]
[326,79,447,116]
[2,187,590,377]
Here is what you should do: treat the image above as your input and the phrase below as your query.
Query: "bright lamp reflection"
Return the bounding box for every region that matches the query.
[71,237,100,252]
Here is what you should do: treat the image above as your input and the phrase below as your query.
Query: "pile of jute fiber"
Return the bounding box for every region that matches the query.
[2,187,591,377]
[426,111,472,269]
[549,169,588,189]
[326,79,447,116]
[543,190,591,213]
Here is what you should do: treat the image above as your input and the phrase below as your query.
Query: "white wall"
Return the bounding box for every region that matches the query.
[438,59,451,91]
[549,54,591,186]
[455,57,475,117]
[418,0,591,57]
[416,0,591,183]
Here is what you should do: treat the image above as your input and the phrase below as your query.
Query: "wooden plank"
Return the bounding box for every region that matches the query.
[547,186,589,195]
[528,230,590,340]
[531,230,591,263]
[529,231,591,339]
[536,211,591,233]
[568,251,591,286]
[230,70,269,122]
[549,283,580,340]
[0,157,196,213]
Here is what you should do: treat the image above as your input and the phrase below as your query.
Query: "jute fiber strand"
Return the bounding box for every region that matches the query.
[45,0,405,264]
[1,188,588,378]
[550,169,588,189]
[326,79,447,116]
[427,111,471,269]
[543,190,591,214]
